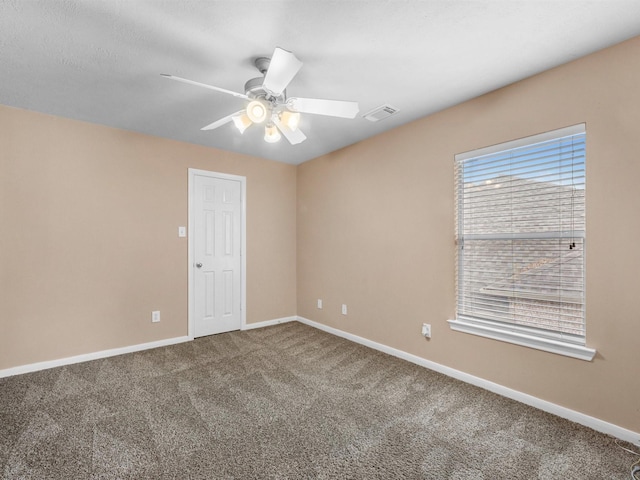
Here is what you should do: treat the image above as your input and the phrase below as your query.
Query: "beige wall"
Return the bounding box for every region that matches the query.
[1,106,297,370]
[297,36,640,433]
[3,35,639,435]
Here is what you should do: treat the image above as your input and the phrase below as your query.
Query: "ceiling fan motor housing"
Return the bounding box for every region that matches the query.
[245,56,287,103]
[244,77,286,120]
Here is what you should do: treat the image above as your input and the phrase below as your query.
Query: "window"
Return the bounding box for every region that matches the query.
[449,124,595,361]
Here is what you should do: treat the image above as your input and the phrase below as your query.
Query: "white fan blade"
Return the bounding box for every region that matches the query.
[161,74,248,99]
[288,97,359,119]
[273,117,307,145]
[201,110,245,131]
[262,47,303,96]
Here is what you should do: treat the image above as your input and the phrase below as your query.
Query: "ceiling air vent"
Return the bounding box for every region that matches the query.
[363,104,399,122]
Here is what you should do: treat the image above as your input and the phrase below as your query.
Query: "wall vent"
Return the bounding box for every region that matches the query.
[363,104,399,122]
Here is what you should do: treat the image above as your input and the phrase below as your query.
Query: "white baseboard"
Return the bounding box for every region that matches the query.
[4,314,638,447]
[1,315,297,379]
[296,316,640,447]
[0,335,191,379]
[242,316,297,330]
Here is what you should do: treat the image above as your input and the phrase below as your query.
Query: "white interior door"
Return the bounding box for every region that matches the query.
[191,171,244,337]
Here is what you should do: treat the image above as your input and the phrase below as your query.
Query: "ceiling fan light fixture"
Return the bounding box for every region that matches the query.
[162,47,359,147]
[264,123,281,143]
[280,110,301,131]
[231,113,252,133]
[246,100,268,123]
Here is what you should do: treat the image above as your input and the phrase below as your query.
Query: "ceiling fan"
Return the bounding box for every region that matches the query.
[161,47,360,145]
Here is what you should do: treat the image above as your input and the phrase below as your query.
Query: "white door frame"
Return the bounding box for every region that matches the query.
[188,168,247,339]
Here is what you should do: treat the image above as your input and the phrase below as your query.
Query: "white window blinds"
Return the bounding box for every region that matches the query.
[455,125,586,346]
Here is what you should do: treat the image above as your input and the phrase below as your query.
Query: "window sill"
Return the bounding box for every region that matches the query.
[448,318,596,361]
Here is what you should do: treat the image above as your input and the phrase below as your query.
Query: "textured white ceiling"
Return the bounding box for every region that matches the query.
[2,0,640,165]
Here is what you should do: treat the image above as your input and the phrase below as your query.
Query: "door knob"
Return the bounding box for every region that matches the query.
[196,263,203,268]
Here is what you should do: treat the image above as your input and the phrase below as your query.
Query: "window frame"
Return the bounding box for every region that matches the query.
[448,124,596,361]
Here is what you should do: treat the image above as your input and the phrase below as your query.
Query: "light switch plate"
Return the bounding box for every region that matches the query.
[178,226,186,237]
[422,323,431,338]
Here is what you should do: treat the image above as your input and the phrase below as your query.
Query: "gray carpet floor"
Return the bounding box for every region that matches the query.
[0,322,637,479]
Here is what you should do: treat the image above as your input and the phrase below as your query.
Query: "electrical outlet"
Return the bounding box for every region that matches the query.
[422,323,431,338]
[341,304,347,315]
[317,299,323,309]
[152,311,161,323]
